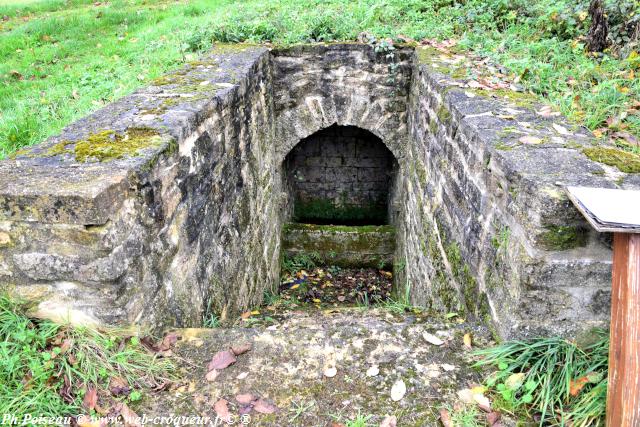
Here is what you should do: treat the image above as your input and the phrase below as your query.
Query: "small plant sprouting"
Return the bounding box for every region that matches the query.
[281,251,323,275]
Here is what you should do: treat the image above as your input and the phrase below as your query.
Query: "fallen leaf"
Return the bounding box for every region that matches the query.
[9,70,23,80]
[241,311,252,319]
[324,367,337,378]
[537,106,560,117]
[231,343,252,356]
[505,373,525,390]
[552,123,571,135]
[423,332,444,346]
[380,415,397,427]
[519,136,542,145]
[109,376,130,396]
[82,386,97,411]
[366,365,380,377]
[439,408,452,427]
[486,411,501,426]
[158,333,179,351]
[213,399,231,421]
[390,379,406,401]
[474,393,491,411]
[457,388,474,404]
[463,333,472,349]
[253,398,278,414]
[59,375,74,403]
[205,369,219,382]
[236,372,248,380]
[207,350,237,371]
[120,403,141,427]
[570,376,590,396]
[613,131,640,147]
[441,364,456,372]
[235,393,255,405]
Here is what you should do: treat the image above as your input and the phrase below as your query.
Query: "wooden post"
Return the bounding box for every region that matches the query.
[607,232,640,427]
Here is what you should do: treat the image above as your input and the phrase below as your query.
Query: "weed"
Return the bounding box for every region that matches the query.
[441,403,485,427]
[203,313,221,328]
[474,331,608,426]
[0,294,174,417]
[288,399,315,423]
[281,252,322,275]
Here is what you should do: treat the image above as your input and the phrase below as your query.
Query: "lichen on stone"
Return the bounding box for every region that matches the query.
[48,127,163,162]
[582,146,640,173]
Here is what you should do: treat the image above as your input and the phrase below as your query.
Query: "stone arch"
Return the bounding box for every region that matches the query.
[274,95,407,164]
[282,124,399,226]
[271,44,413,165]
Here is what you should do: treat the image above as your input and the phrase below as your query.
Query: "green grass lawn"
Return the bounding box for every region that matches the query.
[0,0,638,158]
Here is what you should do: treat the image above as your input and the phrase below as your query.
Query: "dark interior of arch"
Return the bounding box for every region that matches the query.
[283,124,397,226]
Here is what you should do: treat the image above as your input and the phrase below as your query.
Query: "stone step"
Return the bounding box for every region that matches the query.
[282,223,395,268]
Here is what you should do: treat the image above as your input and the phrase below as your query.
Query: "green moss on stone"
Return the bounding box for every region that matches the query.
[284,223,394,234]
[467,88,538,108]
[294,198,387,225]
[436,104,451,124]
[583,146,640,173]
[538,225,588,251]
[49,127,163,162]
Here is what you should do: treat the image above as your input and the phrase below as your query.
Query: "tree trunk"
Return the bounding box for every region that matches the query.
[586,0,609,52]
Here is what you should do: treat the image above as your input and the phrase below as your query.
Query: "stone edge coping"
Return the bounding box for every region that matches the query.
[0,44,269,224]
[1,42,637,224]
[413,45,640,215]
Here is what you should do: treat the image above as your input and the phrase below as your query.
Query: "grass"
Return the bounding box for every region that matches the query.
[0,294,174,417]
[474,330,609,426]
[1,0,638,158]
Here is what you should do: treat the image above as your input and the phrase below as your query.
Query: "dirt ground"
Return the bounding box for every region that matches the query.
[138,268,500,426]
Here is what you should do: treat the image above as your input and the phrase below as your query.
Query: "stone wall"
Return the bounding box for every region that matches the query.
[284,125,395,224]
[1,42,637,338]
[397,47,625,338]
[0,45,280,328]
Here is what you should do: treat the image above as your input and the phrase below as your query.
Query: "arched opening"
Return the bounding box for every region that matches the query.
[283,124,398,226]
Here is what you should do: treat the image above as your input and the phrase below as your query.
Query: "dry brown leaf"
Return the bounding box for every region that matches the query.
[241,311,252,319]
[207,350,237,371]
[570,376,590,396]
[214,399,231,421]
[205,369,220,382]
[109,376,130,396]
[231,343,252,356]
[235,393,255,405]
[487,411,501,426]
[82,386,98,411]
[380,415,397,427]
[9,70,23,80]
[254,398,278,414]
[613,131,640,147]
[158,332,179,351]
[423,332,444,346]
[463,333,472,349]
[439,408,452,427]
[120,403,141,427]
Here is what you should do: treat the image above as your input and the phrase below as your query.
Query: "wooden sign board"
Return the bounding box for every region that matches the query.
[566,186,640,233]
[566,186,640,427]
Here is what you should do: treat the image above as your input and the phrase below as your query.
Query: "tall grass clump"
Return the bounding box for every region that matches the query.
[474,331,608,426]
[0,295,174,417]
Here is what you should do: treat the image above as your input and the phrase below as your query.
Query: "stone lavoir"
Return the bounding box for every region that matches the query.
[0,43,636,339]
